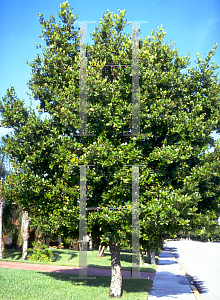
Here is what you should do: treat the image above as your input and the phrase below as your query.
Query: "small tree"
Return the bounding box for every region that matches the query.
[24,241,53,262]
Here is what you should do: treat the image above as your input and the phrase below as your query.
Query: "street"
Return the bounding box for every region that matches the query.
[165,240,220,300]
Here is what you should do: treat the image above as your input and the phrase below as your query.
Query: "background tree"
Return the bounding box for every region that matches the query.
[1,2,220,297]
[2,201,23,248]
[0,153,10,259]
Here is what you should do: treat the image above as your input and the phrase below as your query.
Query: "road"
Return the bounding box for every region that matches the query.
[165,239,220,300]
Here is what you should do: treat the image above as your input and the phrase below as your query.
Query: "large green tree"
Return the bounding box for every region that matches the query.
[1,2,220,297]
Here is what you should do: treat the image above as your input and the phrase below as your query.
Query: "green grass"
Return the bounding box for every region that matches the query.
[0,268,153,299]
[1,249,158,273]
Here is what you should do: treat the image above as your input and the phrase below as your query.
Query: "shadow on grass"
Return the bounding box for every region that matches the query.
[51,249,78,263]
[87,251,157,273]
[3,249,64,263]
[1,249,157,274]
[107,249,159,264]
[51,250,65,262]
[67,251,78,261]
[2,249,22,260]
[40,271,153,297]
[87,263,156,273]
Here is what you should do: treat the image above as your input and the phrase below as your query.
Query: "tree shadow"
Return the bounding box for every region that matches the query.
[50,250,77,263]
[3,249,22,260]
[163,246,209,296]
[67,251,78,261]
[101,251,132,263]
[51,250,64,262]
[87,251,157,273]
[37,271,153,297]
[87,263,156,273]
[149,270,209,298]
[166,246,180,259]
[185,273,209,294]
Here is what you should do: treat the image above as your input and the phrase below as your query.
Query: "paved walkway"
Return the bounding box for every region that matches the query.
[148,246,197,299]
[0,261,155,279]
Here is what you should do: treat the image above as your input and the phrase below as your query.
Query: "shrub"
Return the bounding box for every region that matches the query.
[24,241,53,262]
[63,237,71,248]
[57,242,64,249]
[190,225,220,242]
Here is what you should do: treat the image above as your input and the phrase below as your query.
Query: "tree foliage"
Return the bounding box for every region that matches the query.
[0,2,220,296]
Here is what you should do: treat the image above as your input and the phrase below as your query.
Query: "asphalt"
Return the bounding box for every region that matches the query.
[165,240,220,300]
[148,245,198,299]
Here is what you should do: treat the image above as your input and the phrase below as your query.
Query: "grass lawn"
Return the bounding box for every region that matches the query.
[1,249,158,273]
[0,249,158,299]
[0,268,153,300]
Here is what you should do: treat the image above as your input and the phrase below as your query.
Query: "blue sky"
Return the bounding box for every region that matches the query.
[0,0,220,140]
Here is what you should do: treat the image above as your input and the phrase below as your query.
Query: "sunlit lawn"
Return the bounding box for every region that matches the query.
[0,268,153,300]
[1,248,158,273]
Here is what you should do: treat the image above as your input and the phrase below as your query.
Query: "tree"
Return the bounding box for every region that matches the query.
[1,2,220,297]
[0,187,3,259]
[0,154,9,259]
[21,210,29,260]
[2,200,23,248]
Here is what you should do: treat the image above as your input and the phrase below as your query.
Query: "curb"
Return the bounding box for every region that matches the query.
[168,248,203,300]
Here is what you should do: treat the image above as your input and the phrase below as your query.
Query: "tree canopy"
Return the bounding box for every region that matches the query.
[1,2,220,296]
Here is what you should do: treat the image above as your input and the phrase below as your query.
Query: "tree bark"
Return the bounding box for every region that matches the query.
[22,211,29,260]
[97,244,105,257]
[109,242,122,298]
[58,236,62,246]
[89,233,92,250]
[73,239,78,251]
[148,251,155,265]
[0,197,3,259]
[140,251,145,265]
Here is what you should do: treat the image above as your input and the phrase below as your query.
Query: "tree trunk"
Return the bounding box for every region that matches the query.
[140,251,145,265]
[0,198,3,259]
[148,251,155,265]
[73,239,78,251]
[97,244,105,257]
[45,237,50,247]
[58,236,62,246]
[109,242,122,298]
[22,211,29,260]
[89,233,92,250]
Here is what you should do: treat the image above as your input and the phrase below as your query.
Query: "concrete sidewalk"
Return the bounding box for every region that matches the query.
[148,246,198,299]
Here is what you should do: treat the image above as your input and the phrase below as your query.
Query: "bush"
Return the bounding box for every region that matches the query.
[190,225,220,242]
[63,237,71,248]
[25,241,53,262]
[212,226,220,241]
[57,242,64,249]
